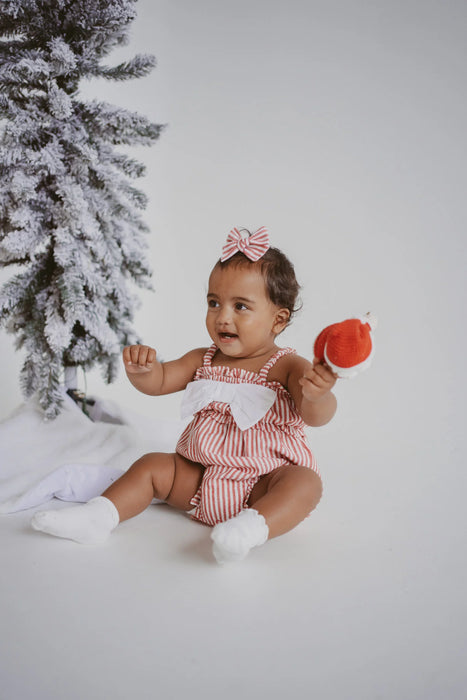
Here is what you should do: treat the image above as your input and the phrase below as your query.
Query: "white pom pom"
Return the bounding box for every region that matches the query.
[362,312,378,330]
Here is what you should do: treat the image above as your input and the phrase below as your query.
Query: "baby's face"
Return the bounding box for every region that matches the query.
[206,264,288,359]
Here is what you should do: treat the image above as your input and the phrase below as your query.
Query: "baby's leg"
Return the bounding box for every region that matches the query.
[102,452,204,521]
[247,464,323,538]
[31,453,204,544]
[211,465,322,563]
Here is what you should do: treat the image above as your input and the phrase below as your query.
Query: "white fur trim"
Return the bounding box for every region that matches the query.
[324,341,375,379]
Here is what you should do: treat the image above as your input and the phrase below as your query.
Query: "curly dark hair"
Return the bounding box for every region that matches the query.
[215,234,302,324]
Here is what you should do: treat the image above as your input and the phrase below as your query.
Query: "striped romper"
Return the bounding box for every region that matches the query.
[176,344,319,526]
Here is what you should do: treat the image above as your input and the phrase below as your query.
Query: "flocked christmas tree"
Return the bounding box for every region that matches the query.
[0,0,162,418]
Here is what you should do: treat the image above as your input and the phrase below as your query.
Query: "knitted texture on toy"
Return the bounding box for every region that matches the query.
[314,312,377,378]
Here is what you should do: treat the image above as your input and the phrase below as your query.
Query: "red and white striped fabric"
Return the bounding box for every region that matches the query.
[176,345,319,526]
[220,226,270,262]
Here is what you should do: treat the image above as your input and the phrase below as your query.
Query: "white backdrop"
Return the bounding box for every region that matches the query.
[0,0,465,430]
[1,2,466,698]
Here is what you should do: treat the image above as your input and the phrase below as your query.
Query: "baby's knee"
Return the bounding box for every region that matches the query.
[132,452,163,472]
[298,466,322,502]
[278,465,323,508]
[131,452,176,499]
[305,468,323,508]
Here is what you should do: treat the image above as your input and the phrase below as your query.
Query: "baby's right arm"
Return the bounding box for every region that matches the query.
[122,345,205,396]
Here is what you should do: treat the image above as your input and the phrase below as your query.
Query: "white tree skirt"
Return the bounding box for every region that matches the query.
[0,390,185,513]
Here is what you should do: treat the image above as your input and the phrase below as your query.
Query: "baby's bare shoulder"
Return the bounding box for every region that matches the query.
[175,347,209,377]
[183,347,208,364]
[268,351,313,386]
[158,347,208,393]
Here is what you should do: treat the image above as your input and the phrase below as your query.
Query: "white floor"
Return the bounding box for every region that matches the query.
[1,393,466,700]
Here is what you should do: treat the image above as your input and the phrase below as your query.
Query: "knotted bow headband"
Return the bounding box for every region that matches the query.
[220,227,270,262]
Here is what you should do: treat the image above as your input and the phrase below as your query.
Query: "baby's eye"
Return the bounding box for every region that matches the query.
[207,299,219,308]
[235,302,248,311]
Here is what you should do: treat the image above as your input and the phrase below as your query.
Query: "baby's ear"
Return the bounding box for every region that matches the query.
[273,308,290,334]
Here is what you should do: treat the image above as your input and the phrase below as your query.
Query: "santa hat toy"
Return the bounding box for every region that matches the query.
[313,312,377,379]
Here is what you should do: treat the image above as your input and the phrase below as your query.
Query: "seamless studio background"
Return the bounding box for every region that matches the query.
[0,1,466,699]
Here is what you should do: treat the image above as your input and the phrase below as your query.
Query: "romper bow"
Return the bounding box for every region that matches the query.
[180,379,277,431]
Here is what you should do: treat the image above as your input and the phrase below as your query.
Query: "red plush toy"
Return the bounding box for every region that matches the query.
[314,312,377,378]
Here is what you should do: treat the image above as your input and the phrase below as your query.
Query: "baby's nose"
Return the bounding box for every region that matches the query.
[217,305,232,323]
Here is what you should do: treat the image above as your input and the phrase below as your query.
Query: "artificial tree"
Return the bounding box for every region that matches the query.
[0,0,162,418]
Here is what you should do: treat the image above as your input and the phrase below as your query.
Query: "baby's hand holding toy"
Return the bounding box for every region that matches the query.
[299,361,337,403]
[313,312,377,379]
[123,345,157,374]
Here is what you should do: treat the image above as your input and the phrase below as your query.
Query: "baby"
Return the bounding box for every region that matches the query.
[32,228,337,563]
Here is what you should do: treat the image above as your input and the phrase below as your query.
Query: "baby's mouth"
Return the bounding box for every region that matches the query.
[219,332,238,340]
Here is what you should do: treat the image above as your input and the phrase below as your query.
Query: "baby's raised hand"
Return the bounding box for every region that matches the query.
[123,345,156,374]
[299,359,337,403]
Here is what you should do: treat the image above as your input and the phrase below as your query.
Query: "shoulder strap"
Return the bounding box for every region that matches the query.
[258,347,296,381]
[203,344,218,367]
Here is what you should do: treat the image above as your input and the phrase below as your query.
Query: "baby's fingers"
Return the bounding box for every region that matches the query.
[301,369,328,390]
[299,374,325,393]
[122,345,143,366]
[298,376,323,403]
[299,363,337,401]
[122,345,133,366]
[311,360,338,384]
[123,345,156,369]
[134,346,153,367]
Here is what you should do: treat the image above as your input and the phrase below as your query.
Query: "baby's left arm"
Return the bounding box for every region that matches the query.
[286,356,337,427]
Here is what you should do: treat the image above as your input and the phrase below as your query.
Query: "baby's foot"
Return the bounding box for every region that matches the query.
[211,509,269,564]
[31,496,119,545]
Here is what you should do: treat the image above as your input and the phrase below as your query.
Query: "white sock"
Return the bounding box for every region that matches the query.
[31,496,119,545]
[211,509,269,564]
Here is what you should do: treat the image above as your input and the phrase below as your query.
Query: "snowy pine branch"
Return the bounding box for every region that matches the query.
[0,0,162,418]
[93,54,157,81]
[78,100,164,145]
